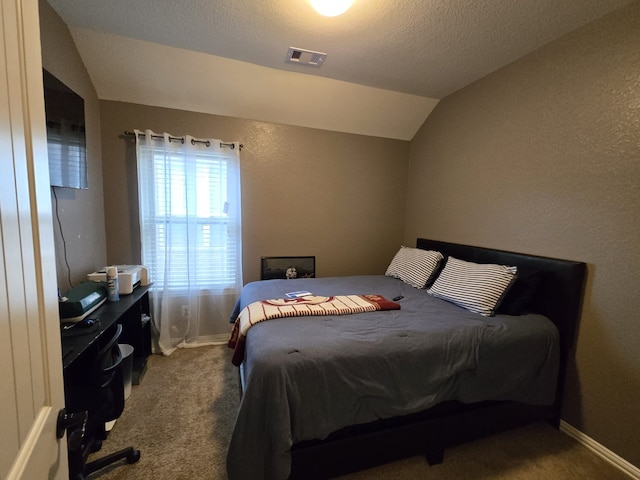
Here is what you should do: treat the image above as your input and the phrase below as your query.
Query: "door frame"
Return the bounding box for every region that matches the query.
[0,0,67,478]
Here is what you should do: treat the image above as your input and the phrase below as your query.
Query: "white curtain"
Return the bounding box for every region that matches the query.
[135,129,242,355]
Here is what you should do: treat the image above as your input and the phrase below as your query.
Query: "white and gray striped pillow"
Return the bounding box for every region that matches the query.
[385,246,444,289]
[428,257,517,316]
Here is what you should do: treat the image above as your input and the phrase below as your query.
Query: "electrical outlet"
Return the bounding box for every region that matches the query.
[181,305,189,317]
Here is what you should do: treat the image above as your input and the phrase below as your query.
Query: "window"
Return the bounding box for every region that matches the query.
[136,132,242,293]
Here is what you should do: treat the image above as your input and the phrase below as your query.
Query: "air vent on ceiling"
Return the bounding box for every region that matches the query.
[286,47,327,67]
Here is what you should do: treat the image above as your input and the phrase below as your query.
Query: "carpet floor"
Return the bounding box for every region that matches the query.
[87,345,629,480]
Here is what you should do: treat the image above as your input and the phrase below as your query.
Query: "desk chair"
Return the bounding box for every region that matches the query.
[66,324,140,479]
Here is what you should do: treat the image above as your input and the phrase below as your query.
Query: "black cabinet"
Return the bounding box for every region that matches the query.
[62,285,152,385]
[108,287,152,384]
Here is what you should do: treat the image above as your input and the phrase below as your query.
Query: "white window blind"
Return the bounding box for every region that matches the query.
[136,131,242,293]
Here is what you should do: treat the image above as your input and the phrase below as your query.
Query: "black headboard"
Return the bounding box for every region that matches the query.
[416,238,587,354]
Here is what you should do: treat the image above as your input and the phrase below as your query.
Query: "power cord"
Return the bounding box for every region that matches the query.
[52,186,74,290]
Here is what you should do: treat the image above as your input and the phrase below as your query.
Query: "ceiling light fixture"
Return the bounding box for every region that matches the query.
[309,0,354,17]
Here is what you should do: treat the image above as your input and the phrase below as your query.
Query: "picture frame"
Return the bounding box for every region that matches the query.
[260,256,315,280]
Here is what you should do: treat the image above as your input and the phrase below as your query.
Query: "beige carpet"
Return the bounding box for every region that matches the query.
[87,345,629,480]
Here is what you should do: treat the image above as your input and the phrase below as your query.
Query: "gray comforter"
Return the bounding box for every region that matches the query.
[226,275,559,480]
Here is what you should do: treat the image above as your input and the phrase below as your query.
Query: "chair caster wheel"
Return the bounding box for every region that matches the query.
[127,450,141,464]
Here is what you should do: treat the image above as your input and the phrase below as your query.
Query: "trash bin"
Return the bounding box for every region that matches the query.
[119,344,134,399]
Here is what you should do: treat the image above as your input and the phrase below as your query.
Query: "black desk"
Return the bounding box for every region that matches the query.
[61,285,151,386]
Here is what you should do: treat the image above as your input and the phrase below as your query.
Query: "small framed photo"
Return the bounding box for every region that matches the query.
[260,256,315,280]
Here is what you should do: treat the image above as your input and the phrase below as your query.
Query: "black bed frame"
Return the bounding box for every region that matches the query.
[288,238,586,479]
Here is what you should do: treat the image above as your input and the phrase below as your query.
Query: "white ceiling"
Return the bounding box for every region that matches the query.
[46,0,633,140]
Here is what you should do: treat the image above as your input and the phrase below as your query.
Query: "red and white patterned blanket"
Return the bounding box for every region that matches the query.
[228,294,400,366]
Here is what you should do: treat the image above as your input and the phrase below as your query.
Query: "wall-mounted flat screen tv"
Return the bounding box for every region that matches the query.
[43,69,87,189]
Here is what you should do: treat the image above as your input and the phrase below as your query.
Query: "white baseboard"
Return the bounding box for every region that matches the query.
[205,334,230,345]
[152,334,230,354]
[175,334,230,347]
[560,420,640,479]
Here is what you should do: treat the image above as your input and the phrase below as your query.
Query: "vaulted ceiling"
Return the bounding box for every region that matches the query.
[46,0,633,140]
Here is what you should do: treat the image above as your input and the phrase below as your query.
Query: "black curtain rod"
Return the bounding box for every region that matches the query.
[124,130,243,150]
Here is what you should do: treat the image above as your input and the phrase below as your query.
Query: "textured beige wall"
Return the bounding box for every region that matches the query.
[99,101,409,284]
[39,0,107,292]
[406,4,640,467]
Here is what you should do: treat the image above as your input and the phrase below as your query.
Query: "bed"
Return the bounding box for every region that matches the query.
[226,238,586,480]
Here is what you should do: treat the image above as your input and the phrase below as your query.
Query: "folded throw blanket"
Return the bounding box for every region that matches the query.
[228,294,400,366]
